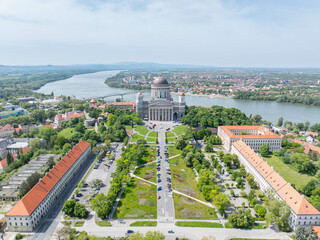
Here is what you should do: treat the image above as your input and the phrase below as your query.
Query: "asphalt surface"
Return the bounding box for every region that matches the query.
[155,124,175,222]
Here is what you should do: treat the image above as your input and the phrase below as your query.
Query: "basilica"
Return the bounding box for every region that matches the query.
[136,75,186,121]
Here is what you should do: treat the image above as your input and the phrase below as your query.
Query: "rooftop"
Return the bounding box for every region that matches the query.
[5,141,90,216]
[233,140,319,215]
[219,125,281,139]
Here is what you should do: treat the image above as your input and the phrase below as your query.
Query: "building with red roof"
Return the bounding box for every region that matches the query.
[232,140,320,230]
[5,140,91,232]
[0,147,29,173]
[218,125,282,152]
[0,124,15,138]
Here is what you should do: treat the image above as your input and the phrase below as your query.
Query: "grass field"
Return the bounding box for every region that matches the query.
[168,146,182,156]
[174,194,217,219]
[167,137,177,144]
[61,221,71,227]
[176,221,223,228]
[146,137,157,143]
[135,125,149,136]
[131,133,145,142]
[148,131,158,138]
[125,125,133,130]
[264,154,316,189]
[115,178,157,219]
[224,222,265,229]
[172,125,188,136]
[74,221,85,227]
[166,131,176,138]
[58,128,76,139]
[95,221,112,227]
[170,155,217,219]
[135,162,156,183]
[130,221,157,227]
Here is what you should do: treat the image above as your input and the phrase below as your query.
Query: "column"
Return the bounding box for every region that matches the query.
[166,109,168,121]
[153,109,155,121]
[171,109,173,121]
[149,109,151,120]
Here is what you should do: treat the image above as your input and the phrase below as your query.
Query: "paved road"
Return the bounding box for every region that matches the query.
[31,153,96,240]
[155,123,175,223]
[76,221,291,240]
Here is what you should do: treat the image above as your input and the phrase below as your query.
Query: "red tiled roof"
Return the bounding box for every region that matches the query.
[90,99,97,103]
[219,125,281,139]
[0,124,14,132]
[233,140,319,215]
[6,141,91,216]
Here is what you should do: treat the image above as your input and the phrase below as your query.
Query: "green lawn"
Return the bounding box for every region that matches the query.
[135,162,156,183]
[125,125,133,130]
[166,131,176,138]
[114,178,157,219]
[167,137,177,144]
[224,222,265,229]
[264,154,316,189]
[172,125,188,136]
[169,154,217,219]
[148,132,158,138]
[168,146,182,156]
[146,137,157,143]
[176,221,223,228]
[61,221,71,227]
[174,193,218,219]
[95,221,112,227]
[131,134,145,142]
[135,125,149,136]
[130,221,157,227]
[74,221,85,227]
[58,128,76,139]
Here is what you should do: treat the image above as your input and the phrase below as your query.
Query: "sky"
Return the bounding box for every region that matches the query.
[0,0,320,67]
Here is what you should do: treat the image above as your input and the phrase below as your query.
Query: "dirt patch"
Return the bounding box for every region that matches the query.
[173,173,181,177]
[181,208,204,218]
[180,197,195,205]
[139,198,147,205]
[138,181,151,187]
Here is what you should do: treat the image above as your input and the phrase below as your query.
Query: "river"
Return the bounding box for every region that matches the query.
[37,70,320,125]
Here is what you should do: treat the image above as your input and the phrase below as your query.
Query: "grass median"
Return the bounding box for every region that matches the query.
[176,221,222,228]
[130,221,157,227]
[95,221,112,227]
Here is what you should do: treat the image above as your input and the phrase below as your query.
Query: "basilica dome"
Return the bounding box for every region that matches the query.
[153,75,169,85]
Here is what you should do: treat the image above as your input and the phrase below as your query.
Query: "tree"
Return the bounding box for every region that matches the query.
[29,138,44,150]
[212,193,230,214]
[252,114,262,123]
[90,193,109,218]
[56,136,66,149]
[277,117,284,127]
[254,204,267,218]
[62,199,76,217]
[228,208,255,228]
[56,226,71,240]
[265,197,291,231]
[39,126,56,142]
[74,202,89,218]
[175,136,188,150]
[259,144,270,157]
[6,152,13,165]
[295,226,319,240]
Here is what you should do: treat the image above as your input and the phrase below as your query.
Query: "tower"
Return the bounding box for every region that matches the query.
[179,92,185,103]
[136,92,144,118]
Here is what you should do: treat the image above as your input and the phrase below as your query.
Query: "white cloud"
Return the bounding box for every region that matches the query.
[0,0,319,67]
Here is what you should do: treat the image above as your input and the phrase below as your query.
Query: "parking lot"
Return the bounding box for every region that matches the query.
[72,143,122,207]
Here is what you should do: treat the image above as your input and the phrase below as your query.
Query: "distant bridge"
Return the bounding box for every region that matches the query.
[87,91,145,101]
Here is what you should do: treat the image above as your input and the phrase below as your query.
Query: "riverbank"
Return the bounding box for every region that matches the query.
[171,92,232,99]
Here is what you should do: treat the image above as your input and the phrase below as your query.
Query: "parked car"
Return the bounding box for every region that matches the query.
[157,187,162,191]
[157,196,161,200]
[76,193,83,197]
[157,179,161,183]
[127,230,134,234]
[168,230,174,234]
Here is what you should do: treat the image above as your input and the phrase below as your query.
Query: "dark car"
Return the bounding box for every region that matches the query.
[75,198,80,202]
[157,187,162,191]
[76,193,83,197]
[127,230,134,234]
[168,230,174,234]
[157,179,161,183]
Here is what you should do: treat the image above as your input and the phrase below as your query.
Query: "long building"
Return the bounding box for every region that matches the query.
[218,125,282,152]
[5,140,91,232]
[231,140,320,230]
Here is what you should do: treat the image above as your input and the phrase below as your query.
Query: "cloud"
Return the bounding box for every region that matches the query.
[0,0,319,67]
